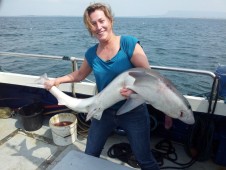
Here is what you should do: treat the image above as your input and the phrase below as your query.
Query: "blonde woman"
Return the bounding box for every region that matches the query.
[45,3,159,170]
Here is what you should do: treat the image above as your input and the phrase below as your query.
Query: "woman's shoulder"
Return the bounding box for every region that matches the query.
[120,35,140,58]
[120,35,139,46]
[85,44,98,56]
[121,35,138,42]
[85,44,98,67]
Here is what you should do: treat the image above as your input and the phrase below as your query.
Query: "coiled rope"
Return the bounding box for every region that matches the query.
[76,113,91,137]
[185,75,219,161]
[107,139,196,169]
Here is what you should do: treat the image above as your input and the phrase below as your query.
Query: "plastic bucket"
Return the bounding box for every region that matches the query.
[49,113,77,146]
[18,102,43,131]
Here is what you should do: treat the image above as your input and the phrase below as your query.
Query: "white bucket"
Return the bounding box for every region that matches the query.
[49,113,77,146]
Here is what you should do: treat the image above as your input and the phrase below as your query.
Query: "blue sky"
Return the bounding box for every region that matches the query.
[0,0,226,18]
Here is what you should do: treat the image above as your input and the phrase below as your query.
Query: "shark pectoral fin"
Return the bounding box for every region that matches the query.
[116,94,145,115]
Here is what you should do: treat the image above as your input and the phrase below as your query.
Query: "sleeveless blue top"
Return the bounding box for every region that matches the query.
[85,35,139,109]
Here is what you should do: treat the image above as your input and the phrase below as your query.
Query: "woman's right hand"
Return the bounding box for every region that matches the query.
[44,78,60,90]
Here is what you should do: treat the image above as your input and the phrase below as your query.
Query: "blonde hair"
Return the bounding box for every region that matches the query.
[83,3,114,36]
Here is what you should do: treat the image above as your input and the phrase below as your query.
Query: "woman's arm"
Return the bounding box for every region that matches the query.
[44,59,92,90]
[131,43,150,69]
[120,43,150,97]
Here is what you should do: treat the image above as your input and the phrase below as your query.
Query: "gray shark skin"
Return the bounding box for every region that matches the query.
[38,68,195,124]
[124,68,194,124]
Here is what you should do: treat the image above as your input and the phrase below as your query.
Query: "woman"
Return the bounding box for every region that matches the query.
[45,3,159,170]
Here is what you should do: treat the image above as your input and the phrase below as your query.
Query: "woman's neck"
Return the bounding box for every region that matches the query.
[98,33,117,49]
[97,34,120,61]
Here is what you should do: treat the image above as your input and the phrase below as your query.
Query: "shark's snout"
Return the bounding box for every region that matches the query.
[179,110,195,124]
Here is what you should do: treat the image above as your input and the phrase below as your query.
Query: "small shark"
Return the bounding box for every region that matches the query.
[37,68,195,124]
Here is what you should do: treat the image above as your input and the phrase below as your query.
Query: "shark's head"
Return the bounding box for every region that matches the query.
[164,95,195,124]
[173,99,195,124]
[178,110,195,124]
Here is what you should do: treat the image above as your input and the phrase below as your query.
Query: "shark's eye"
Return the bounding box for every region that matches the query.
[188,105,192,110]
[180,112,184,117]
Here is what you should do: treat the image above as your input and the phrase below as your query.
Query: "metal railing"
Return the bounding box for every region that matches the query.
[0,51,216,79]
[0,52,83,62]
[151,65,216,79]
[0,51,219,113]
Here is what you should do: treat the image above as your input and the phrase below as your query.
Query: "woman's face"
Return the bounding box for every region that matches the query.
[89,9,113,42]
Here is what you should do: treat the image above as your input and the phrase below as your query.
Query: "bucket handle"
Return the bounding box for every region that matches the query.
[52,129,76,138]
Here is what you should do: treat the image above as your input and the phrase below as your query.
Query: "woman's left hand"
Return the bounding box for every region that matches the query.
[120,87,134,98]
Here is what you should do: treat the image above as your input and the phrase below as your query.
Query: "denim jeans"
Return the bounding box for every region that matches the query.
[85,104,160,170]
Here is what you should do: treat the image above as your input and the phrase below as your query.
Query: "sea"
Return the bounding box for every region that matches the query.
[0,17,226,96]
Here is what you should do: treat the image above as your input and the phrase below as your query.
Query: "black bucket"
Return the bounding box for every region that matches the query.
[18,102,44,131]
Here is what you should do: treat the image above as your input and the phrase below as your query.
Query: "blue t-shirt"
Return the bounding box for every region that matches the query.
[85,35,139,92]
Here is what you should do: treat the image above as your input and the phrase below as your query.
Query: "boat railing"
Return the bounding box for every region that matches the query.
[151,66,216,79]
[0,52,220,115]
[0,51,217,88]
[0,52,216,78]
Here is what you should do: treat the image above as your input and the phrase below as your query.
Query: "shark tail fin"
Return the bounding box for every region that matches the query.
[35,73,49,85]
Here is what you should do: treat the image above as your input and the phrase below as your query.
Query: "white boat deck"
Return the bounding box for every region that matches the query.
[0,114,225,170]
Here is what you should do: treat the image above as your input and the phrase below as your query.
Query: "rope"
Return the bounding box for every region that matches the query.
[185,75,219,161]
[76,113,91,137]
[185,114,215,161]
[107,140,196,169]
[156,139,196,169]
[107,143,140,168]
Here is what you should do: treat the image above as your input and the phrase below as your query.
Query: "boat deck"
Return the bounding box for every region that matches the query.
[0,114,225,170]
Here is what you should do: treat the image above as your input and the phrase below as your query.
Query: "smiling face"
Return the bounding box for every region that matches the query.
[89,10,113,42]
[83,3,114,41]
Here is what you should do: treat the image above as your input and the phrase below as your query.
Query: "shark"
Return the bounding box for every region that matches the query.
[37,68,195,124]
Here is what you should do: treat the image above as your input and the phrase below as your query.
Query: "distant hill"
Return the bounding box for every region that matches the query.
[151,11,226,19]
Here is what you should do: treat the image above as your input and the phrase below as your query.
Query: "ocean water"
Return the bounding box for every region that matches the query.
[0,17,226,95]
